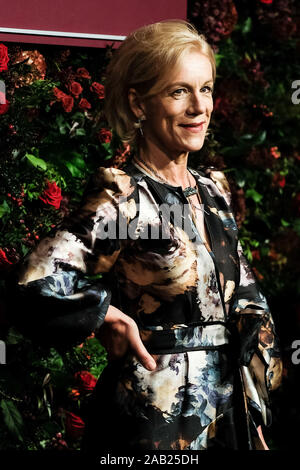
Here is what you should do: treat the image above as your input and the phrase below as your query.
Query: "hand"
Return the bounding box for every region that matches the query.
[97,305,157,371]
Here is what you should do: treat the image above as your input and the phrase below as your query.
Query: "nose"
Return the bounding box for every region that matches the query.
[186,91,209,116]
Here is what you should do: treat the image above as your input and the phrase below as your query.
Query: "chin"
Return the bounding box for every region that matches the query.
[183,140,205,153]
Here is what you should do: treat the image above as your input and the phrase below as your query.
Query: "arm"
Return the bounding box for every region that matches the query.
[232,239,282,426]
[8,167,135,348]
[208,168,282,427]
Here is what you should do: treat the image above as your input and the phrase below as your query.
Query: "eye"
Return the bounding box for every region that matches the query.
[171,88,188,98]
[201,85,214,94]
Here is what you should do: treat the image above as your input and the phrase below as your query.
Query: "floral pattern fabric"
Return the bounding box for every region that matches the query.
[11,159,282,450]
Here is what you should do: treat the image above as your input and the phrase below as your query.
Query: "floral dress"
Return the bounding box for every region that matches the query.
[10,159,282,450]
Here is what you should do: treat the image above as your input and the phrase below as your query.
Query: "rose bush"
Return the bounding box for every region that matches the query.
[74,370,97,393]
[78,98,91,110]
[98,128,112,143]
[39,181,63,209]
[76,67,91,79]
[68,81,83,98]
[90,81,105,98]
[64,411,85,440]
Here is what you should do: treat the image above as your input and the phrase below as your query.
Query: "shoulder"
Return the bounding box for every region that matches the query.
[63,165,139,230]
[89,166,137,198]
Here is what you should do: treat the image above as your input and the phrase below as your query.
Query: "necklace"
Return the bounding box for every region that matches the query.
[186,171,210,215]
[134,157,198,197]
[134,157,209,214]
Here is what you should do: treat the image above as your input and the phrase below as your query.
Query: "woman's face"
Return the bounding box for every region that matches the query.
[141,49,214,158]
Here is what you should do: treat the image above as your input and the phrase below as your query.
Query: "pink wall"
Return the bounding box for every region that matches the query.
[0,0,187,48]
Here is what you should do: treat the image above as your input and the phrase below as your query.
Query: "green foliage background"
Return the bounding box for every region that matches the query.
[0,0,299,450]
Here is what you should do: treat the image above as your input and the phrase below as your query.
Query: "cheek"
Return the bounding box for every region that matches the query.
[165,104,187,129]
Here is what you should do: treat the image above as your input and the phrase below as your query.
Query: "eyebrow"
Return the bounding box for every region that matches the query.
[167,79,214,88]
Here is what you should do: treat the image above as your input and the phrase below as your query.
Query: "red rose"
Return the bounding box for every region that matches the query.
[259,0,273,4]
[90,82,105,99]
[39,181,63,209]
[98,128,112,143]
[62,94,74,113]
[0,44,9,72]
[74,370,97,393]
[64,411,85,440]
[76,67,91,79]
[272,173,286,188]
[251,249,261,261]
[0,99,9,115]
[53,87,66,101]
[68,81,83,98]
[0,248,13,268]
[78,98,91,110]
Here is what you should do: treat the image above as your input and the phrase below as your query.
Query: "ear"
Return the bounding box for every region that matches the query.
[128,88,146,120]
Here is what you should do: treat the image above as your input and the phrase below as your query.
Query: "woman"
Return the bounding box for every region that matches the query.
[11,20,282,450]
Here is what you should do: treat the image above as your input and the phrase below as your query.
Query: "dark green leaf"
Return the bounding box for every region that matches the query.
[0,200,10,219]
[64,153,86,177]
[5,327,24,345]
[214,54,224,67]
[0,400,24,442]
[75,128,86,136]
[281,219,290,227]
[255,130,267,145]
[25,153,47,171]
[245,189,263,203]
[242,17,252,34]
[240,134,253,141]
[56,115,70,135]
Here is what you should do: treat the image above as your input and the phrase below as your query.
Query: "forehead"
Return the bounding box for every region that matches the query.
[168,49,213,83]
[144,49,214,98]
[169,50,213,81]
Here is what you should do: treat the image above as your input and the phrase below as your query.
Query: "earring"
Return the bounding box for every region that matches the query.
[133,115,146,137]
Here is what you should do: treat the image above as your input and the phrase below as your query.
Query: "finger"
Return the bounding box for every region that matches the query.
[127,326,156,371]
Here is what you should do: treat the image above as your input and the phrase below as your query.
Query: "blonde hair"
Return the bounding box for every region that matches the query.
[104,20,216,146]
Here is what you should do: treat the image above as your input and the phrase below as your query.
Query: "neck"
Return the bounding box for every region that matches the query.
[137,140,191,188]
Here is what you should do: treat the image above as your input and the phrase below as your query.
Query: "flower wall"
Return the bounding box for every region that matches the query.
[0,0,299,450]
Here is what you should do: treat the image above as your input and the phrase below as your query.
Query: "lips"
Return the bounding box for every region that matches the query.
[179,122,205,132]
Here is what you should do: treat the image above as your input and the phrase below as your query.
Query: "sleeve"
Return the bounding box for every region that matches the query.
[207,168,283,427]
[7,166,139,349]
[231,240,282,427]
